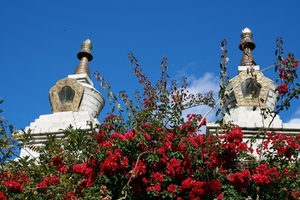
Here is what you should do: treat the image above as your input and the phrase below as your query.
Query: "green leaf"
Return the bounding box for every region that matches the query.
[216,108,221,116]
[221,39,227,47]
[260,98,265,103]
[225,92,229,99]
[226,107,231,115]
[247,81,252,88]
[253,106,257,111]
[257,82,262,88]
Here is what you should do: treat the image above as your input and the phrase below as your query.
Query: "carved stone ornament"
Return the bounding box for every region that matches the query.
[229,71,271,107]
[49,78,84,112]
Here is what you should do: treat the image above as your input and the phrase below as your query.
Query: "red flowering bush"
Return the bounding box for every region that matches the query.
[0,39,300,199]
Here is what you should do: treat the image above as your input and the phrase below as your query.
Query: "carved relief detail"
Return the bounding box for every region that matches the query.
[230,71,271,107]
[49,78,84,112]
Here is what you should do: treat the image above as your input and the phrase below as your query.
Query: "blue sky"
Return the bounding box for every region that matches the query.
[1,1,300,130]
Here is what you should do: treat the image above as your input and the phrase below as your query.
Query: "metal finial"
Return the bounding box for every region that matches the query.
[74,39,93,77]
[239,28,256,66]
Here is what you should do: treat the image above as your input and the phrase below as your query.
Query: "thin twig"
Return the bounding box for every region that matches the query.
[118,151,151,200]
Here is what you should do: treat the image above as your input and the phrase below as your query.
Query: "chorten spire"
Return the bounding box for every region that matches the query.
[239,28,256,66]
[74,39,93,77]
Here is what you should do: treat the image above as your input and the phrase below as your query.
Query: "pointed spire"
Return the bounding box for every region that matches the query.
[74,39,93,77]
[239,28,256,66]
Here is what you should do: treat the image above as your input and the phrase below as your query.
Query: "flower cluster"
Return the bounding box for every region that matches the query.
[0,171,29,195]
[228,170,251,190]
[2,180,23,193]
[276,53,299,97]
[36,176,60,192]
[0,192,6,200]
[52,156,68,173]
[277,83,289,95]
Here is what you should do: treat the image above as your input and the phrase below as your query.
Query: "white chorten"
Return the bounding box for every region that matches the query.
[19,39,105,158]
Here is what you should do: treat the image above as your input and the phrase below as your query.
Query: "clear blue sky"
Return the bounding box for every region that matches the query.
[1,1,300,130]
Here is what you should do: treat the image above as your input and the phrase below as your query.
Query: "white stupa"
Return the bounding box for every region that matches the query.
[206,28,300,153]
[19,39,105,158]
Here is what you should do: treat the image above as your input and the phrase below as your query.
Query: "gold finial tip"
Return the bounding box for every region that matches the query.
[242,27,251,33]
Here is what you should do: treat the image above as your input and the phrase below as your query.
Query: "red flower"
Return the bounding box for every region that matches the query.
[252,174,270,185]
[278,68,287,80]
[207,179,222,194]
[63,191,78,200]
[228,170,251,190]
[142,177,151,185]
[181,177,195,191]
[175,167,185,178]
[73,163,87,174]
[18,172,30,184]
[167,184,177,193]
[277,84,288,95]
[132,160,147,177]
[36,182,48,192]
[121,157,129,169]
[277,146,292,158]
[146,184,161,195]
[2,180,23,192]
[252,164,279,185]
[138,143,147,151]
[145,133,151,141]
[100,141,112,148]
[290,190,300,199]
[295,60,299,67]
[110,132,126,140]
[166,165,175,176]
[282,60,287,65]
[0,172,8,180]
[44,176,60,185]
[157,147,165,154]
[191,181,206,195]
[178,142,185,152]
[58,165,68,173]
[224,127,243,145]
[124,130,134,140]
[52,156,63,166]
[151,172,164,182]
[52,156,68,173]
[36,176,60,191]
[217,193,224,200]
[170,158,181,168]
[0,192,7,200]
